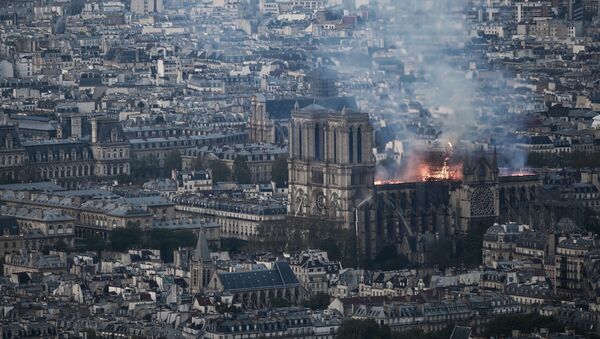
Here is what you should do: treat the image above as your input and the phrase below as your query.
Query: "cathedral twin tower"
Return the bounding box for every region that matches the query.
[288,103,375,229]
[248,67,378,256]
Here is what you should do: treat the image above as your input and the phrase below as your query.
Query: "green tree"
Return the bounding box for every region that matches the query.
[318,238,342,262]
[131,155,160,179]
[53,239,70,252]
[335,319,391,339]
[232,156,252,184]
[145,229,197,262]
[220,238,248,253]
[392,326,454,339]
[484,314,563,337]
[208,159,231,182]
[191,156,209,171]
[84,329,100,339]
[68,0,85,15]
[110,224,143,252]
[164,150,182,172]
[105,226,197,262]
[458,223,487,267]
[271,156,288,186]
[428,239,455,269]
[271,297,291,308]
[82,233,107,254]
[303,293,331,310]
[370,245,410,270]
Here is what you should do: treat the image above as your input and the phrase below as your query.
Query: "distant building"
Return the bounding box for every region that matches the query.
[483,223,529,269]
[208,261,302,309]
[555,236,597,298]
[289,250,341,296]
[0,117,129,187]
[174,170,212,193]
[4,250,66,277]
[131,0,163,14]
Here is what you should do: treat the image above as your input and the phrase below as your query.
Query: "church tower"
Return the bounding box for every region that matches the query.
[249,94,276,144]
[455,150,500,233]
[190,230,213,294]
[288,104,375,230]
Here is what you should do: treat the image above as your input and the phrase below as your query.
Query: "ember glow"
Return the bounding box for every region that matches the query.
[499,167,535,177]
[375,157,463,185]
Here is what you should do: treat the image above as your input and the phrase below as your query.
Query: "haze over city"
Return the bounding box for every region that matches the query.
[0,0,600,338]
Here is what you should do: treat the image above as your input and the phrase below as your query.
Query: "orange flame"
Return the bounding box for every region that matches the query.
[375,159,463,185]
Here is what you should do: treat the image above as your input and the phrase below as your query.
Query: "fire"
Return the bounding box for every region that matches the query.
[499,168,535,177]
[421,158,462,181]
[375,158,463,185]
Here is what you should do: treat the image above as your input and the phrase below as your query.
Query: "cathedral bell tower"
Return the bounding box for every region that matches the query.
[288,104,375,230]
[455,150,500,233]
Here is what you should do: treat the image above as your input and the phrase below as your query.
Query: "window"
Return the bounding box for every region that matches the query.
[314,123,321,160]
[312,170,323,184]
[348,127,354,163]
[357,127,362,163]
[298,124,303,158]
[333,129,337,163]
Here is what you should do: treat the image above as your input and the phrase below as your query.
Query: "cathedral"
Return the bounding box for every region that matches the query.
[287,106,542,261]
[288,103,374,227]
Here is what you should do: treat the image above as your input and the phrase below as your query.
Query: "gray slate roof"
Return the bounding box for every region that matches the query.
[218,262,299,292]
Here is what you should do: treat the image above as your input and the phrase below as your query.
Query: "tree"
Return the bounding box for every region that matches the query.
[370,245,410,270]
[318,238,342,262]
[191,156,209,171]
[131,155,160,179]
[110,224,142,252]
[84,329,100,339]
[116,174,130,185]
[232,156,252,184]
[458,223,487,267]
[271,297,291,308]
[164,150,182,172]
[53,239,70,252]
[104,226,198,262]
[68,0,85,15]
[137,101,145,113]
[82,234,107,254]
[271,156,288,186]
[392,326,454,339]
[208,159,231,182]
[145,229,197,263]
[303,293,331,310]
[335,319,391,339]
[484,314,563,337]
[220,238,248,253]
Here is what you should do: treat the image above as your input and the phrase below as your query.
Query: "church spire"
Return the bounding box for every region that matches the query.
[193,230,212,263]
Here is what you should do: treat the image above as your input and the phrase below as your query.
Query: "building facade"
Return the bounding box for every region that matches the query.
[0,118,129,186]
[288,104,374,228]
